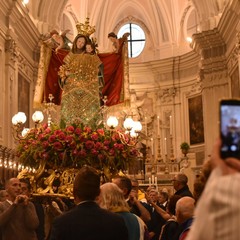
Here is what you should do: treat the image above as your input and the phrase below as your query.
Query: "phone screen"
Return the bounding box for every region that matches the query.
[220,99,240,159]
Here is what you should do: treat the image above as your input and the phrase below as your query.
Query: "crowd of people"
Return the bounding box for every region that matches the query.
[1,137,240,239]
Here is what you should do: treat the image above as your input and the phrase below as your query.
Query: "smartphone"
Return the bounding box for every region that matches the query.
[220,99,240,159]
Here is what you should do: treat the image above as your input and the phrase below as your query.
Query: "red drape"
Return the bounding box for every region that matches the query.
[44,49,68,105]
[44,49,124,106]
[98,52,123,106]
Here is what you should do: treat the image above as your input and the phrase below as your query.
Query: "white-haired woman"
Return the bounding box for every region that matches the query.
[98,182,149,240]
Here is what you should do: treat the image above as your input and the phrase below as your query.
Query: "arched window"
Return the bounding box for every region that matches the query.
[118,23,145,58]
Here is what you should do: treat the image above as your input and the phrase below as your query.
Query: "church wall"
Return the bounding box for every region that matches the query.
[0,1,40,148]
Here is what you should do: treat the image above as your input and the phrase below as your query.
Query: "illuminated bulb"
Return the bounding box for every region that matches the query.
[186,37,192,43]
[123,117,134,131]
[132,121,142,133]
[12,112,27,125]
[22,128,30,137]
[32,111,44,123]
[22,0,29,4]
[107,116,118,128]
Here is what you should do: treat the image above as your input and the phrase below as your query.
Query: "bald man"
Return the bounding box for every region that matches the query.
[175,196,195,240]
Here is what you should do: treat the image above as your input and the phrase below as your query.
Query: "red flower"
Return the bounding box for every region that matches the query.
[66,126,75,133]
[85,140,94,149]
[49,135,56,143]
[95,142,102,150]
[75,128,82,135]
[53,142,63,150]
[42,141,49,149]
[79,149,87,157]
[65,135,74,143]
[91,133,99,141]
[97,129,105,135]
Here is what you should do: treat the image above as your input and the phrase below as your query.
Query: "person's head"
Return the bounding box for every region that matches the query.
[73,166,100,203]
[149,189,159,203]
[72,34,87,53]
[193,160,212,202]
[98,182,129,212]
[131,179,139,192]
[159,191,169,204]
[5,178,21,201]
[176,196,195,224]
[0,190,8,202]
[108,32,118,42]
[172,173,188,191]
[86,42,95,54]
[167,195,182,216]
[112,175,132,199]
[19,178,32,197]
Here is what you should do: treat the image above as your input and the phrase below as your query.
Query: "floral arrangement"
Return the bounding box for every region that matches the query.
[16,121,139,175]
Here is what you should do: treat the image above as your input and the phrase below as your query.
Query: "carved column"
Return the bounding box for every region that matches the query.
[5,34,20,147]
[192,29,229,156]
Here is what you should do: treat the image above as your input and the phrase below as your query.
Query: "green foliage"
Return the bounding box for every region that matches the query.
[180,142,190,151]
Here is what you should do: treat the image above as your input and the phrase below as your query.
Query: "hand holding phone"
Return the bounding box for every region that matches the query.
[220,99,240,159]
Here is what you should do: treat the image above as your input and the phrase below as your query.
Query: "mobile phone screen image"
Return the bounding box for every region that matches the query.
[220,99,240,159]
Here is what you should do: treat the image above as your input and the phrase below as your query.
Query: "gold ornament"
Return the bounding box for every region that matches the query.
[76,17,95,37]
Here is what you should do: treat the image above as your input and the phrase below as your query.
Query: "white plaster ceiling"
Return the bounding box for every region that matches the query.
[26,0,228,59]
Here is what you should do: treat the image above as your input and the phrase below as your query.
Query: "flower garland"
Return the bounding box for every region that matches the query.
[16,121,139,174]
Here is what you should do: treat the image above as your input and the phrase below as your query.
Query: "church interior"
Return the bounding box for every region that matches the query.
[0,0,240,193]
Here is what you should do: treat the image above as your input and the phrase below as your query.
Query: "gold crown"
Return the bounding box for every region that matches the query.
[76,17,95,37]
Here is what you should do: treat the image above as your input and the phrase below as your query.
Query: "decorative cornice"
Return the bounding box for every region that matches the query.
[5,36,19,62]
[192,28,226,60]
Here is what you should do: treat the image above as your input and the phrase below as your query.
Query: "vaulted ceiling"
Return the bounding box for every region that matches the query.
[25,0,228,59]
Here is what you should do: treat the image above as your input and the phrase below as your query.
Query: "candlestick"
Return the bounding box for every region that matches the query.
[170,115,172,135]
[145,117,148,136]
[164,137,167,155]
[151,138,154,155]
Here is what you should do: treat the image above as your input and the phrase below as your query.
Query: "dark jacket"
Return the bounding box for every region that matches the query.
[49,201,128,240]
[175,185,193,198]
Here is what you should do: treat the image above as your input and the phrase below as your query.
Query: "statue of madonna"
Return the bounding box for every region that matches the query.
[58,34,102,128]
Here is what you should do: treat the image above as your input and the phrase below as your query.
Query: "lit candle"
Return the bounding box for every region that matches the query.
[157,116,160,136]
[149,177,151,185]
[155,176,157,185]
[152,175,154,185]
[170,115,172,135]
